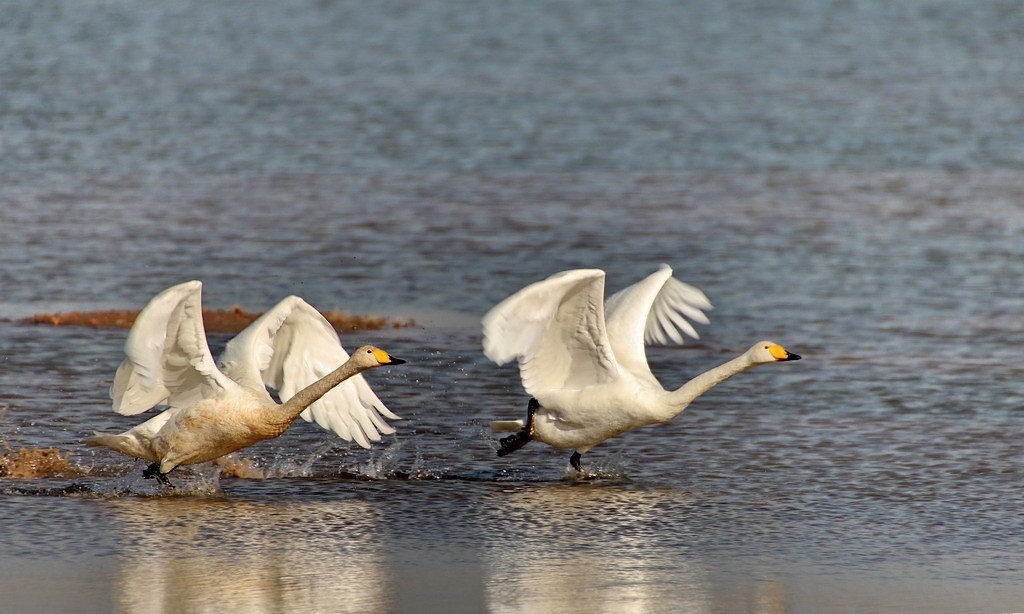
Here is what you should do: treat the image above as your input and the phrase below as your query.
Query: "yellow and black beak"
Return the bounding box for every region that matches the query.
[370,348,407,365]
[769,345,801,362]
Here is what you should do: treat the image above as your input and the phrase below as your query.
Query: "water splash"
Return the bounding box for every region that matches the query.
[356,440,408,479]
[87,463,226,498]
[213,454,267,479]
[562,451,632,483]
[0,444,85,479]
[245,442,334,479]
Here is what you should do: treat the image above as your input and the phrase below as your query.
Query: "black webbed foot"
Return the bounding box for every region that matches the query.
[569,451,584,473]
[495,398,540,458]
[142,462,172,487]
[497,431,532,457]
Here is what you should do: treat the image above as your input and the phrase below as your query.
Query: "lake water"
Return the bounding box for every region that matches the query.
[2,1,1024,612]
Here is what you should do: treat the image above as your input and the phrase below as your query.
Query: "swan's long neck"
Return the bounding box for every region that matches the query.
[273,358,366,422]
[663,351,756,419]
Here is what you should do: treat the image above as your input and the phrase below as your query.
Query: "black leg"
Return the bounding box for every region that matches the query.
[497,398,539,457]
[142,462,172,487]
[525,397,538,432]
[569,451,583,473]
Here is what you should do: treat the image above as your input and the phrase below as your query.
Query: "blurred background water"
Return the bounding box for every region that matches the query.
[1,1,1024,612]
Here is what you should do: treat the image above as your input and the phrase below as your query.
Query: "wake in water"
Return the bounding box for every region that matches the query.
[0,436,633,497]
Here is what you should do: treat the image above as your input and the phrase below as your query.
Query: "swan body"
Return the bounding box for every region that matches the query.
[86,281,405,482]
[482,266,800,470]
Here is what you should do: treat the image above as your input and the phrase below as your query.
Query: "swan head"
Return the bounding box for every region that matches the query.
[749,341,801,364]
[352,345,407,369]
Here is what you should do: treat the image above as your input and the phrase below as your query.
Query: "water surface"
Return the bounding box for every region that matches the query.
[2,1,1024,612]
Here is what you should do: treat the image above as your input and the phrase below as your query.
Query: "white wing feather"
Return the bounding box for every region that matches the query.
[642,272,712,345]
[604,264,712,379]
[218,296,398,449]
[482,269,621,397]
[110,280,234,415]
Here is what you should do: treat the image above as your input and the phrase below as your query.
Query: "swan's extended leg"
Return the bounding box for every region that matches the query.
[569,451,583,473]
[497,398,538,457]
[142,462,172,487]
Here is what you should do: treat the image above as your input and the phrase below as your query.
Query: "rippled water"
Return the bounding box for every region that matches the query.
[3,1,1024,612]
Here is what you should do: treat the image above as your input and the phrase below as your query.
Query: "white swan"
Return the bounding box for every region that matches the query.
[482,265,800,472]
[85,281,405,484]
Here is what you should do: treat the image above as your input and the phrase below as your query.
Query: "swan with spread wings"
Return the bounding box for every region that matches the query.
[483,265,800,472]
[87,281,404,484]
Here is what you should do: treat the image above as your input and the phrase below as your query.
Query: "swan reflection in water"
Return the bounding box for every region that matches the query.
[102,482,789,613]
[476,485,789,614]
[105,497,391,614]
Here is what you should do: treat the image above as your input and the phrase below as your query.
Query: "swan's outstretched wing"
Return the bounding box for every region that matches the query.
[604,264,712,379]
[110,281,236,415]
[218,296,399,449]
[482,269,622,397]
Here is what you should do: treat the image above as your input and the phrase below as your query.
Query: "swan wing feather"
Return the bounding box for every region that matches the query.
[644,272,712,345]
[111,281,234,414]
[604,264,712,378]
[482,269,621,397]
[220,296,397,447]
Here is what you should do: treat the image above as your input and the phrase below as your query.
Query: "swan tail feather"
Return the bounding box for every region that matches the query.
[84,432,157,462]
[490,419,525,433]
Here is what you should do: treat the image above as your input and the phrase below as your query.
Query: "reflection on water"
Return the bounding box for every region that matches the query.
[473,486,795,614]
[107,498,391,614]
[478,486,724,614]
[97,483,797,614]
